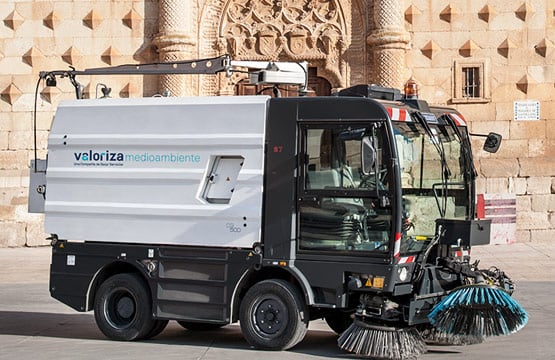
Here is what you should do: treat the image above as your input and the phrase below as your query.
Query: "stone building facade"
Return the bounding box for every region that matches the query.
[0,0,553,246]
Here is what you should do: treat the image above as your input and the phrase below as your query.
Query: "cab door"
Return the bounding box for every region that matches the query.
[297,122,393,257]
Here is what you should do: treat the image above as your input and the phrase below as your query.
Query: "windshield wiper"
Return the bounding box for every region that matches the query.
[443,114,477,180]
[442,113,477,220]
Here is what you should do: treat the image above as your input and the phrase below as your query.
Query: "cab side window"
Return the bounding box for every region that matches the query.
[299,124,392,254]
[305,127,387,191]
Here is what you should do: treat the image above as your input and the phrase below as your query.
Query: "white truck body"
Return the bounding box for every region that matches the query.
[45,96,268,247]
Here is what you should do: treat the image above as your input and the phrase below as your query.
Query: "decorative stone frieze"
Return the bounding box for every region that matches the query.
[218,0,350,88]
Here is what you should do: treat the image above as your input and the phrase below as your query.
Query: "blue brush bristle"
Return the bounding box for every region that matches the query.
[428,284,528,337]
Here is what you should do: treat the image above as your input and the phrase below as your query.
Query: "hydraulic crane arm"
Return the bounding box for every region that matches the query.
[39,54,308,99]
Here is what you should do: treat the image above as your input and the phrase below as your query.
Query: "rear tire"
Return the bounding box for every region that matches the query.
[144,320,169,339]
[94,273,155,341]
[239,279,308,350]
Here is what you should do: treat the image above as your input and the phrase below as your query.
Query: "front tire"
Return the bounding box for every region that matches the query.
[239,279,308,350]
[325,309,354,335]
[94,273,155,341]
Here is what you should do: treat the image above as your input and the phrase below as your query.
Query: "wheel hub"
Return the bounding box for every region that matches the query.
[255,299,286,335]
[105,289,137,328]
[116,296,135,319]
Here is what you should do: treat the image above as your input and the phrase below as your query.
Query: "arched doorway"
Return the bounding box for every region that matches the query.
[235,68,332,97]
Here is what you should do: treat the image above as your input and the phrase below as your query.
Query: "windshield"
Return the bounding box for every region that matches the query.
[393,121,470,254]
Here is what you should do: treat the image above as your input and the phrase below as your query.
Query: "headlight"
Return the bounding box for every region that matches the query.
[398,267,408,282]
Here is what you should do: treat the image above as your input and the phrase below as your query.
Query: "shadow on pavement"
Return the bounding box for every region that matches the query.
[0,310,344,357]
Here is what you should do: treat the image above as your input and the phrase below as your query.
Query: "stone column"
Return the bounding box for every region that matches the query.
[153,0,196,96]
[366,0,410,89]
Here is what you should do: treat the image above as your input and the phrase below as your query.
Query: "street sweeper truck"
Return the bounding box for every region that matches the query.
[29,55,527,359]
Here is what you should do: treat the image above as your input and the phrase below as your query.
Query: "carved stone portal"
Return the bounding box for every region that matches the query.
[217,0,350,90]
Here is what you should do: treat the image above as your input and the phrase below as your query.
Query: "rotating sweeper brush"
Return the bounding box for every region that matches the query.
[420,327,483,346]
[337,222,528,359]
[338,318,426,360]
[428,281,528,338]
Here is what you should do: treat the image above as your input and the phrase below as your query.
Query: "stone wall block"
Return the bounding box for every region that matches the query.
[0,222,26,247]
[530,230,555,243]
[475,177,486,194]
[26,219,49,247]
[531,194,555,212]
[510,177,527,195]
[509,120,547,140]
[526,177,553,194]
[0,151,29,170]
[0,205,15,220]
[528,139,547,157]
[517,211,550,230]
[0,132,7,150]
[455,103,496,123]
[8,131,33,150]
[549,193,555,212]
[516,195,531,212]
[494,139,528,159]
[470,121,510,139]
[485,177,509,193]
[480,158,519,177]
[520,158,555,177]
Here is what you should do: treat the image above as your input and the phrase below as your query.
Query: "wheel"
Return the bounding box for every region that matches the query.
[93,273,155,341]
[239,279,308,350]
[177,321,224,331]
[144,320,169,339]
[324,310,354,335]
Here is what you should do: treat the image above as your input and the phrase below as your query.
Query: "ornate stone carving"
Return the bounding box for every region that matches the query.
[218,0,350,88]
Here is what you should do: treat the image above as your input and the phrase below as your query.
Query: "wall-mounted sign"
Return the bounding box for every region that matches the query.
[514,100,540,121]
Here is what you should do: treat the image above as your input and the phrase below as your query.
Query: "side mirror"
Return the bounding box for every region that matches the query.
[483,132,502,153]
[361,136,376,175]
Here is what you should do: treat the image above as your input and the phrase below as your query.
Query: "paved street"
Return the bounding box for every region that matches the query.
[0,245,554,360]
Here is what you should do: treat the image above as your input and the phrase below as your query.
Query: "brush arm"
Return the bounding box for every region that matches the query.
[437,258,485,283]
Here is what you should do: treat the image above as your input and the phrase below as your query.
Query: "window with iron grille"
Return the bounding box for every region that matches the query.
[453,60,490,103]
[462,67,480,98]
